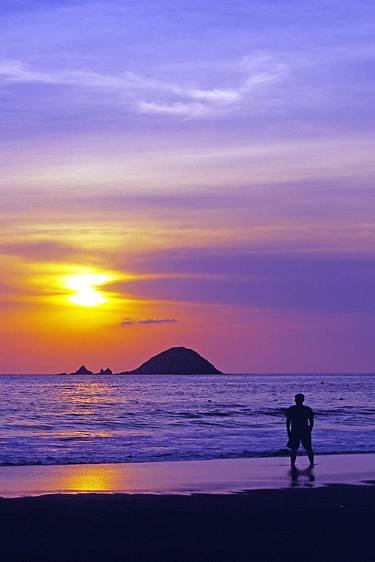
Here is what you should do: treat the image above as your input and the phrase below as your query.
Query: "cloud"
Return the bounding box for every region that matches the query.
[0,240,81,261]
[0,56,286,119]
[114,250,375,314]
[0,60,124,88]
[137,101,207,117]
[121,317,177,327]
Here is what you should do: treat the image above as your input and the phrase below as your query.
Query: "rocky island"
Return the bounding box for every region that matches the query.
[75,365,93,375]
[66,347,222,375]
[122,347,222,375]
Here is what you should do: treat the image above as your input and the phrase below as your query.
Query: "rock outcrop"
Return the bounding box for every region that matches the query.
[99,368,113,375]
[123,347,222,375]
[74,365,93,375]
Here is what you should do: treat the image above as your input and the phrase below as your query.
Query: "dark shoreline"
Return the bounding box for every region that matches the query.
[2,372,375,376]
[1,484,375,562]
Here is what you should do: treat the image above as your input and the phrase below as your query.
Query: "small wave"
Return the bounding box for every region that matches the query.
[175,410,232,418]
[3,448,375,468]
[198,411,232,417]
[176,412,202,419]
[252,409,287,417]
[196,421,229,428]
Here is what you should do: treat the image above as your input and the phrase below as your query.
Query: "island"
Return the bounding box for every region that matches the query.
[99,368,113,375]
[121,346,222,375]
[65,347,222,375]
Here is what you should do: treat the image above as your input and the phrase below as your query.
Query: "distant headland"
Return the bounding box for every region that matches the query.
[63,347,222,376]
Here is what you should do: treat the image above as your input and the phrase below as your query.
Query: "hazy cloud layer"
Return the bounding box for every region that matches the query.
[0,240,81,261]
[113,251,375,314]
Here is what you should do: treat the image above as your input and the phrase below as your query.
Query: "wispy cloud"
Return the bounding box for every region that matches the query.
[0,56,286,119]
[137,101,207,117]
[121,317,177,327]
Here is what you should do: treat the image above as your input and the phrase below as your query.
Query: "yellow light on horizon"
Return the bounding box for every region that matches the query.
[65,273,111,307]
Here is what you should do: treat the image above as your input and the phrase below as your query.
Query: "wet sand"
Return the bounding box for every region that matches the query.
[0,453,374,496]
[0,454,374,561]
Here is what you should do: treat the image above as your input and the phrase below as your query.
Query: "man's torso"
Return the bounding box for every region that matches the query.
[287,405,313,435]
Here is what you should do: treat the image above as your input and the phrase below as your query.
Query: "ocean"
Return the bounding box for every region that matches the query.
[0,374,374,466]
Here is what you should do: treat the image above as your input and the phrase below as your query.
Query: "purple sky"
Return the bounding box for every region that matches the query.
[1,1,375,373]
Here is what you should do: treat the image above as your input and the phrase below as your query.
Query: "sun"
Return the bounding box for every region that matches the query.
[64,273,111,307]
[70,286,106,307]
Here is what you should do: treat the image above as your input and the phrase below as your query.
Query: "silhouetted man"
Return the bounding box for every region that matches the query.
[286,393,314,468]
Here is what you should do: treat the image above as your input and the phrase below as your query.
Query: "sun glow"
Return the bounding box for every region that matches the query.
[65,273,112,307]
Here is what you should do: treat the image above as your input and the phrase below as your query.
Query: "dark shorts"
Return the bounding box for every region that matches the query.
[288,432,312,451]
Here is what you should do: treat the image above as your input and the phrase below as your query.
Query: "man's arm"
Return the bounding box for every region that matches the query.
[286,409,292,436]
[308,409,314,432]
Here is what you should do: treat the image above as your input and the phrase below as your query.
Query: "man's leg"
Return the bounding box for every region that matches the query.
[302,434,314,467]
[307,448,314,467]
[290,449,297,467]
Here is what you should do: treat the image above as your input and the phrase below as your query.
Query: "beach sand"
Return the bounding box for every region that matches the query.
[1,453,374,496]
[0,454,374,561]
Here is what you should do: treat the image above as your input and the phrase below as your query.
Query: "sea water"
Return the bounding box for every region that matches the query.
[0,374,374,466]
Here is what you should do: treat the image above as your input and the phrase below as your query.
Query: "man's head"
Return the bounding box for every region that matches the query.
[295,393,305,405]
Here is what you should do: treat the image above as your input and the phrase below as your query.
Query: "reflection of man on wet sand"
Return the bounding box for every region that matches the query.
[286,393,314,468]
